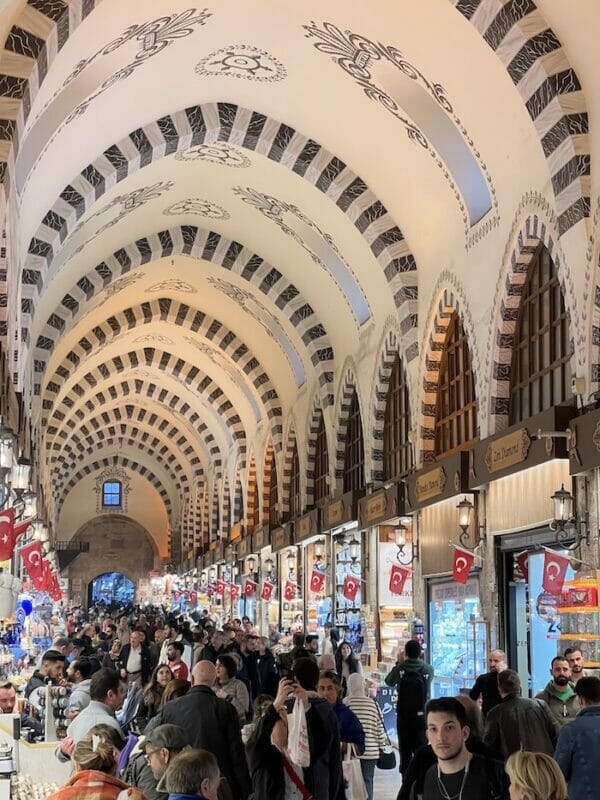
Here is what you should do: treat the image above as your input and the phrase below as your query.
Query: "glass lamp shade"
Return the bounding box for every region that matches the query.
[348,536,360,561]
[457,497,474,532]
[247,556,257,573]
[314,539,325,559]
[394,526,406,547]
[22,490,37,519]
[264,557,274,574]
[0,433,14,470]
[286,550,296,571]
[551,484,574,523]
[209,567,217,581]
[11,461,31,492]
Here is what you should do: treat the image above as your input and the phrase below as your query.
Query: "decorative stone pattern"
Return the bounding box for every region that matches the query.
[305,395,325,508]
[281,427,298,517]
[28,227,333,415]
[93,465,131,513]
[195,45,286,82]
[246,457,258,528]
[35,298,283,453]
[19,101,416,386]
[233,475,243,525]
[262,441,278,522]
[174,142,251,168]
[222,476,231,534]
[163,198,230,219]
[451,0,590,236]
[333,366,362,484]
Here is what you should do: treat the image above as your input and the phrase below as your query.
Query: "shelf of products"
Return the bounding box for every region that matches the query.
[379,607,413,663]
[334,536,362,651]
[559,571,600,668]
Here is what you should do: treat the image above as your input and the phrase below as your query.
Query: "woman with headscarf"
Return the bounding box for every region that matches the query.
[343,674,387,800]
[317,670,365,754]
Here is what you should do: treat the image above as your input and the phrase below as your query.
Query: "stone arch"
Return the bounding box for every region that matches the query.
[420,288,479,464]
[35,297,283,448]
[332,362,366,487]
[222,474,231,535]
[246,455,259,532]
[262,439,279,524]
[211,482,221,538]
[233,471,243,526]
[452,0,590,236]
[281,422,299,517]
[488,211,576,433]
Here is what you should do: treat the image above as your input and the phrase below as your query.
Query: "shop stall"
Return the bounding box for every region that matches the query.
[252,526,278,637]
[237,534,258,624]
[271,525,303,632]
[295,510,332,639]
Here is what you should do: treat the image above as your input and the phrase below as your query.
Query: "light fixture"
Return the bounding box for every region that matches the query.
[314,538,325,564]
[0,418,15,471]
[348,535,361,562]
[247,555,257,574]
[549,484,591,550]
[391,519,418,565]
[200,571,207,583]
[264,556,274,577]
[286,549,296,574]
[209,567,217,581]
[22,488,37,520]
[11,455,31,495]
[456,496,484,549]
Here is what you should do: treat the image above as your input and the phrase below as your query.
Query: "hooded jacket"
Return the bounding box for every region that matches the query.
[535,681,580,727]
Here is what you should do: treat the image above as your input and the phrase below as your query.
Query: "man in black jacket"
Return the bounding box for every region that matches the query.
[146,660,250,800]
[117,628,152,687]
[469,649,507,717]
[484,669,558,757]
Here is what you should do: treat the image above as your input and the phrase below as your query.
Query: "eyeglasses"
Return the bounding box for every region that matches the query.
[145,748,162,762]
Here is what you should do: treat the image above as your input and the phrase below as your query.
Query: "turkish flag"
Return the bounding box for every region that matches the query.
[14,518,33,539]
[515,551,529,582]
[310,569,325,594]
[342,575,360,602]
[389,564,410,596]
[284,580,295,601]
[244,579,257,597]
[542,550,570,594]
[216,579,227,596]
[50,573,62,601]
[0,508,16,561]
[452,548,474,584]
[230,584,240,601]
[260,581,274,601]
[21,541,44,582]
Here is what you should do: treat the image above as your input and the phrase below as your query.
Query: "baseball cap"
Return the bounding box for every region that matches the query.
[144,724,188,751]
[42,649,66,663]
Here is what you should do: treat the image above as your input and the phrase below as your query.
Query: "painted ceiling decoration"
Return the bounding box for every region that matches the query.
[0,0,592,559]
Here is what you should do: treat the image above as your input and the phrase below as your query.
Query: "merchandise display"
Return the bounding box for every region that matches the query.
[11,775,58,800]
[334,537,362,651]
[560,570,600,667]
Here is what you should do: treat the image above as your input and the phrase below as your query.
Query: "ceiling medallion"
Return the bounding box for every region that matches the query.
[146,279,197,293]
[195,45,286,82]
[163,198,230,219]
[175,143,251,168]
[101,273,143,300]
[132,334,175,345]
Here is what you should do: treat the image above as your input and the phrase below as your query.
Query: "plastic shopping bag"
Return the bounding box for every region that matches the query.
[342,746,368,800]
[287,697,310,768]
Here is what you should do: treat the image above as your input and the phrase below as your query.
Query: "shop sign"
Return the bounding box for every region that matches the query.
[324,499,344,528]
[253,526,267,549]
[295,510,318,543]
[237,536,252,558]
[358,483,403,527]
[271,526,291,552]
[229,522,242,542]
[415,467,446,503]
[484,428,531,474]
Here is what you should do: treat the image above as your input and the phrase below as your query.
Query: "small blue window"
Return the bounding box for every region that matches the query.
[102,481,122,507]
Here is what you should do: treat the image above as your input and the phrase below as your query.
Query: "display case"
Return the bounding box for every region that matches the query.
[304,540,332,636]
[334,533,362,651]
[560,570,600,668]
[280,548,303,632]
[378,540,414,663]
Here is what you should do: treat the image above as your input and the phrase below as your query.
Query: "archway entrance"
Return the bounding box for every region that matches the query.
[89,572,135,608]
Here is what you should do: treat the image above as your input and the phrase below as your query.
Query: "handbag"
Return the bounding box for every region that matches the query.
[375,700,397,770]
[342,744,368,800]
[282,753,315,800]
[287,697,310,767]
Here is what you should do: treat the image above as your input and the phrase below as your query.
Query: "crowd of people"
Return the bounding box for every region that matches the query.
[8,605,598,800]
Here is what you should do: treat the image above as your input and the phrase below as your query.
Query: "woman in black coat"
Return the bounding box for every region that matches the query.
[257,638,279,698]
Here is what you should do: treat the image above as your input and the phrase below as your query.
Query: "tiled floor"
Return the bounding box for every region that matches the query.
[373,767,401,799]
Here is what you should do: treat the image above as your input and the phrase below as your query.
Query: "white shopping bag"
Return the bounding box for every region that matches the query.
[287,697,310,768]
[342,745,368,800]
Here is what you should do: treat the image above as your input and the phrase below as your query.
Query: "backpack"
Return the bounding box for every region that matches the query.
[396,667,428,719]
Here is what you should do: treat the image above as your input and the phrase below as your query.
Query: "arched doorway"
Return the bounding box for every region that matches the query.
[89,572,135,608]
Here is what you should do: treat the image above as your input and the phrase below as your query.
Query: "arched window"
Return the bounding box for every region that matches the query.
[383,354,412,479]
[344,391,365,493]
[289,441,301,519]
[102,480,122,507]
[435,312,477,457]
[314,411,329,503]
[510,244,572,423]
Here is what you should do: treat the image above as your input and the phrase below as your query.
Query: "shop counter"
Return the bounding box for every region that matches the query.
[0,715,71,786]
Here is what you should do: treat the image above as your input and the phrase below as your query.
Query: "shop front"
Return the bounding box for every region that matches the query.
[252,526,279,637]
[358,482,414,665]
[322,491,363,652]
[295,509,332,640]
[405,451,487,696]
[272,524,303,632]
[237,533,258,624]
[470,406,575,695]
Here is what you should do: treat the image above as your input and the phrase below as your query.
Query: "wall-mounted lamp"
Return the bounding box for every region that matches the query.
[550,484,591,550]
[456,496,484,549]
[209,567,217,581]
[286,549,296,578]
[200,571,207,584]
[391,518,418,565]
[247,555,257,574]
[347,535,361,562]
[314,538,326,564]
[264,557,274,577]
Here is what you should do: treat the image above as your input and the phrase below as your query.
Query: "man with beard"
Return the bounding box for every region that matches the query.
[535,656,580,727]
[469,650,507,717]
[564,646,587,684]
[422,698,508,800]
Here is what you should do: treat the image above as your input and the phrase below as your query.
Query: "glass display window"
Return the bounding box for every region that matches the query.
[280,547,303,632]
[258,550,279,636]
[428,578,482,696]
[304,537,332,637]
[334,531,363,652]
[378,539,414,663]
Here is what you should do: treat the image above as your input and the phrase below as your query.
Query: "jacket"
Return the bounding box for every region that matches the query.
[470,671,502,717]
[46,769,145,800]
[24,669,50,698]
[124,749,165,800]
[218,677,250,722]
[257,650,279,697]
[554,704,600,800]
[304,696,342,800]
[484,694,558,757]
[69,678,92,713]
[246,702,328,800]
[385,658,433,721]
[118,644,153,685]
[147,685,250,799]
[535,682,580,727]
[332,702,365,753]
[66,700,124,744]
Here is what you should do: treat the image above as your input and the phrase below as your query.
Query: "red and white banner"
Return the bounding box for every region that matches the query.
[215,579,227,596]
[260,581,275,601]
[284,580,295,601]
[452,547,475,584]
[230,584,240,601]
[244,578,257,597]
[542,550,570,594]
[389,564,411,596]
[21,541,44,583]
[515,550,530,582]
[342,575,360,602]
[309,569,325,594]
[0,508,16,561]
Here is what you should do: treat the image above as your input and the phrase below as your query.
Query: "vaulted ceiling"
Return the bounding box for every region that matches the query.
[0,0,596,558]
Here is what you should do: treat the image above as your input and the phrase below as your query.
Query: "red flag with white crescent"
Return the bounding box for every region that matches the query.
[21,541,44,582]
[260,581,274,601]
[542,550,570,594]
[389,564,411,596]
[0,507,16,561]
[14,518,33,539]
[230,584,240,601]
[216,579,227,596]
[284,581,295,601]
[452,548,474,584]
[244,578,257,597]
[515,551,529,582]
[310,570,325,594]
[342,575,360,602]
